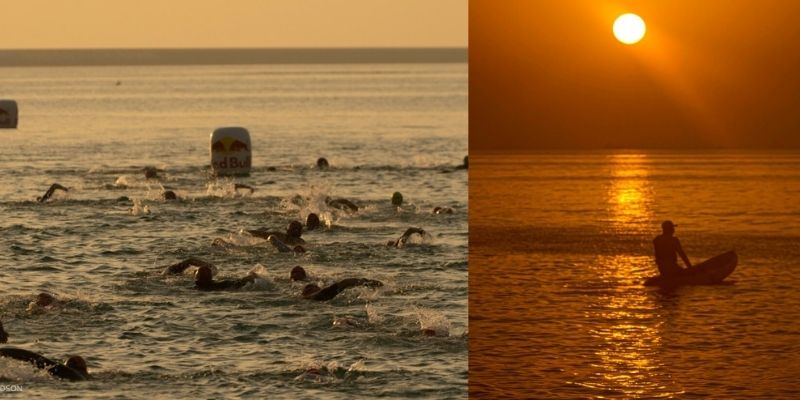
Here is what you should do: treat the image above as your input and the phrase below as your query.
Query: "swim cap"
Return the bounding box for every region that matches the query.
[392,192,403,206]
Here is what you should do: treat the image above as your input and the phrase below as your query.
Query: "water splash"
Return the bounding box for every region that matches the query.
[414,306,450,337]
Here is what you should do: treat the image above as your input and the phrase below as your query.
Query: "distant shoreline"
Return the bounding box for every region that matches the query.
[0,47,467,67]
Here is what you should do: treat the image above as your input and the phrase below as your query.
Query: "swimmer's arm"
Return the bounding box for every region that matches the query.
[38,183,68,202]
[0,348,60,371]
[234,184,255,193]
[311,283,343,301]
[399,227,426,244]
[268,236,293,252]
[676,238,692,268]
[163,258,214,274]
[337,278,383,290]
[246,229,272,239]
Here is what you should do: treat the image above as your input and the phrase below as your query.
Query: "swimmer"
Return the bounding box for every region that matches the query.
[0,348,89,381]
[247,220,306,245]
[162,258,217,275]
[387,227,427,247]
[193,266,257,291]
[391,192,403,206]
[317,157,329,169]
[37,183,68,202]
[433,207,454,215]
[33,292,59,308]
[164,260,256,291]
[211,238,237,250]
[267,235,306,254]
[0,320,7,343]
[162,190,177,200]
[290,266,308,281]
[234,183,255,194]
[457,155,468,170]
[332,316,363,328]
[143,166,160,179]
[306,213,321,231]
[302,278,383,301]
[326,197,358,213]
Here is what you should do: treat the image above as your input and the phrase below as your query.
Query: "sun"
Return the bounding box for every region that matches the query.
[613,13,646,45]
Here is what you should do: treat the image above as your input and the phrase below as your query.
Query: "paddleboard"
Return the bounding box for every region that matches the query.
[644,250,737,287]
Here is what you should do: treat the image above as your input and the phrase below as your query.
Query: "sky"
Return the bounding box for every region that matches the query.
[0,0,466,49]
[471,0,800,149]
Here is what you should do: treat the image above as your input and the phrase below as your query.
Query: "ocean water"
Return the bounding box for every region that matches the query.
[470,152,800,398]
[0,63,467,398]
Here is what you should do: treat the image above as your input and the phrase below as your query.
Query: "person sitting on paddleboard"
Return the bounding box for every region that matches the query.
[653,220,692,277]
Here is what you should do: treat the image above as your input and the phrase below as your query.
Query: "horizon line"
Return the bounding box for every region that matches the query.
[0,47,467,67]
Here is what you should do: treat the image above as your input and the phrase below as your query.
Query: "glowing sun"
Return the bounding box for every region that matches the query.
[613,13,646,45]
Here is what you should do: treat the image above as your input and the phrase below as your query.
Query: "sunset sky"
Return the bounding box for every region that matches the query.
[471,0,800,149]
[0,0,466,49]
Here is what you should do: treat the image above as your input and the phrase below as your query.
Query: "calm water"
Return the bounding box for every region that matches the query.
[470,152,800,398]
[0,63,467,398]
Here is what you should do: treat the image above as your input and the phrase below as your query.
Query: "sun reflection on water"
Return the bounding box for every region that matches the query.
[577,255,683,398]
[608,154,654,233]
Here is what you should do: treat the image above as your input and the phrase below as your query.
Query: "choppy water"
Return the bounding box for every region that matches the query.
[470,152,800,399]
[0,63,467,398]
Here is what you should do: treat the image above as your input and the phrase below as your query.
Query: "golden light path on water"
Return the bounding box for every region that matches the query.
[576,154,681,397]
[607,154,654,232]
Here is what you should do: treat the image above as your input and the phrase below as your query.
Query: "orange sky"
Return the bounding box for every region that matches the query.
[471,0,800,149]
[0,0,466,49]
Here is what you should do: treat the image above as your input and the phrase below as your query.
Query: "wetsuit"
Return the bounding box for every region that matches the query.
[195,276,255,291]
[0,348,87,381]
[307,278,383,301]
[163,258,215,275]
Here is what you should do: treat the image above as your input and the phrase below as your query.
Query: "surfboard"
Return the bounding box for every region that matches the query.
[644,250,737,287]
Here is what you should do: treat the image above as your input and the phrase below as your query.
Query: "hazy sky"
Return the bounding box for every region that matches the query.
[1,0,466,49]
[471,0,800,149]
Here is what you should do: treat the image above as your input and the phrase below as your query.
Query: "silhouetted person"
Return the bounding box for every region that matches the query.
[653,220,692,277]
[162,258,216,275]
[458,155,468,170]
[247,221,305,245]
[302,278,383,301]
[392,192,403,206]
[306,213,321,230]
[387,227,427,247]
[143,166,160,179]
[0,320,7,343]
[291,266,308,281]
[317,157,330,169]
[0,348,89,381]
[34,292,59,308]
[38,183,68,202]
[326,197,358,213]
[267,235,306,253]
[163,259,256,291]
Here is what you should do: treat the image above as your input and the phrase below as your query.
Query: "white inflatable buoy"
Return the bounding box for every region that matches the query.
[0,100,18,129]
[210,127,252,176]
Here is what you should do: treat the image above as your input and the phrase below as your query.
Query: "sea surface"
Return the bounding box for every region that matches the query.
[0,63,467,398]
[470,151,800,399]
